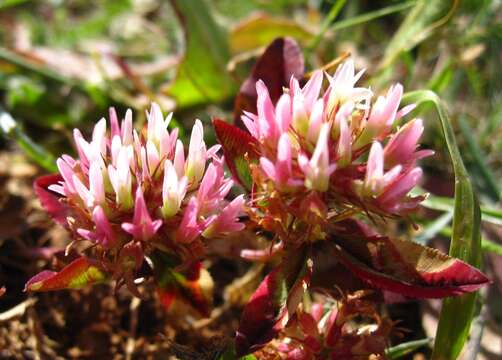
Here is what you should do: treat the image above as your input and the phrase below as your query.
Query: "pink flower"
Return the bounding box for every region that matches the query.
[298,123,337,192]
[146,103,177,159]
[197,161,233,215]
[242,81,279,141]
[377,167,425,213]
[275,93,293,135]
[52,157,76,195]
[355,83,403,148]
[359,142,403,197]
[290,71,323,137]
[36,103,245,289]
[325,59,372,112]
[122,187,162,241]
[335,103,354,167]
[203,195,246,238]
[176,197,203,243]
[384,118,434,167]
[355,141,428,214]
[76,161,105,208]
[161,160,188,218]
[110,108,133,145]
[108,145,134,210]
[260,134,302,190]
[234,58,432,216]
[77,206,116,248]
[185,120,207,188]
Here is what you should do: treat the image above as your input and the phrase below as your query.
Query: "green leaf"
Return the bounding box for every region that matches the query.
[230,15,313,54]
[402,90,482,360]
[329,1,416,33]
[213,119,259,192]
[386,338,433,359]
[421,193,502,227]
[481,238,502,257]
[440,226,502,257]
[379,0,457,69]
[332,219,487,299]
[168,0,236,108]
[216,343,257,360]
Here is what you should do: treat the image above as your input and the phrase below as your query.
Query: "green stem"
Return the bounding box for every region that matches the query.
[0,109,57,172]
[403,91,482,360]
[307,0,346,52]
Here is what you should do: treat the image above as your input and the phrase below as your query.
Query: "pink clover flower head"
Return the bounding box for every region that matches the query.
[243,58,433,216]
[42,103,244,266]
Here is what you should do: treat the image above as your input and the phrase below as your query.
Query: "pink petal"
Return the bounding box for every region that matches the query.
[121,109,133,145]
[302,70,323,110]
[109,107,120,139]
[256,80,277,139]
[260,157,277,181]
[56,157,76,194]
[177,197,201,243]
[365,142,384,191]
[275,93,292,134]
[379,167,423,205]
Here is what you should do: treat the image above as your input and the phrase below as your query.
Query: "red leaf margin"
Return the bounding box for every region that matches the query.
[330,219,489,299]
[213,119,259,191]
[34,174,69,226]
[25,257,107,292]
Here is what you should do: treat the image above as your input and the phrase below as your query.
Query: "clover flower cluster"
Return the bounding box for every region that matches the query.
[258,292,393,360]
[25,51,490,358]
[243,60,433,217]
[48,104,244,277]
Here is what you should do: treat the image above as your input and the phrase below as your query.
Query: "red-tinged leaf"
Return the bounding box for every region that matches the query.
[330,220,489,298]
[234,37,304,124]
[25,257,107,292]
[153,253,212,317]
[34,174,69,226]
[213,119,259,191]
[235,245,312,356]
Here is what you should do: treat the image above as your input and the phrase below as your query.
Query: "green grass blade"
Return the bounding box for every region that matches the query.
[415,211,453,245]
[386,338,433,359]
[422,193,502,227]
[0,109,57,172]
[379,0,455,69]
[403,90,482,360]
[480,238,502,256]
[330,1,416,33]
[307,0,346,51]
[440,226,502,257]
[458,115,500,201]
